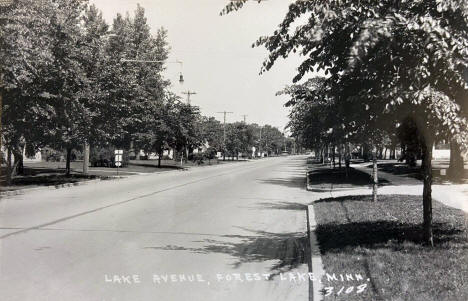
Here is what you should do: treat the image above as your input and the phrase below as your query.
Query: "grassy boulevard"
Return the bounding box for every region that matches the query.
[0,158,250,193]
[309,165,468,301]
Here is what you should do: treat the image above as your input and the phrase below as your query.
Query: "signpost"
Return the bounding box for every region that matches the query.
[114,150,123,177]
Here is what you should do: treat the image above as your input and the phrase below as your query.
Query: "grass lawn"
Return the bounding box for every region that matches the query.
[366,162,468,184]
[0,173,102,192]
[0,158,250,192]
[314,194,468,301]
[308,166,389,191]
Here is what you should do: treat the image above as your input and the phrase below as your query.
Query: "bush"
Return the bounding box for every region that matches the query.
[41,147,64,162]
[190,153,205,165]
[205,148,218,160]
[40,147,84,162]
[90,147,129,167]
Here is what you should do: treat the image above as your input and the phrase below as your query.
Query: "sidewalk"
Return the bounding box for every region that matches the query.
[351,162,468,213]
[305,161,468,301]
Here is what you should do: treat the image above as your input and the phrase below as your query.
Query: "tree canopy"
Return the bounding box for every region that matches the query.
[229,0,468,245]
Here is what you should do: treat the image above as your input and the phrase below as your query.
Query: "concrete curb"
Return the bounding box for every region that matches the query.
[307,204,325,301]
[0,178,104,197]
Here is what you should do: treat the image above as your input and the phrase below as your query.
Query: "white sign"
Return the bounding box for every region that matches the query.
[114,149,123,155]
[115,155,122,162]
[115,162,122,167]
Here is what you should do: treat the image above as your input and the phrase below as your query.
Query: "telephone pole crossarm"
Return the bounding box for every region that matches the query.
[216,111,233,160]
[182,90,197,105]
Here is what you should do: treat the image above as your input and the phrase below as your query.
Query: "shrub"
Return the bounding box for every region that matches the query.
[41,147,64,162]
[90,147,129,167]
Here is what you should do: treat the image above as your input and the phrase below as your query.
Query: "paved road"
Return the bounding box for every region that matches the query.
[0,156,311,301]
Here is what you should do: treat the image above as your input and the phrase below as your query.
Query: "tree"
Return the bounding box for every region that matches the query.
[1,0,88,177]
[201,116,224,153]
[45,0,93,175]
[1,2,174,178]
[448,140,465,180]
[80,4,110,174]
[225,122,255,159]
[230,0,468,245]
[106,6,170,151]
[170,102,203,163]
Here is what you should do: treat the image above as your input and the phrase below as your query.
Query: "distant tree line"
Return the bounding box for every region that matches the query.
[0,0,289,182]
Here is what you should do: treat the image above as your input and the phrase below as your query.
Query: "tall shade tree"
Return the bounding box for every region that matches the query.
[80,3,110,173]
[1,0,83,177]
[106,5,170,151]
[228,0,468,245]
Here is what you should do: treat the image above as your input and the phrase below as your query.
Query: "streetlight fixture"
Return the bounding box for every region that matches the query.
[103,32,185,84]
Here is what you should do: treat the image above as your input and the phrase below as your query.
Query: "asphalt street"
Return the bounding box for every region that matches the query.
[0,156,311,301]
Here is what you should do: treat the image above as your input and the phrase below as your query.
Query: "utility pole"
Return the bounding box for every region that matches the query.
[241,114,248,123]
[182,90,197,105]
[83,142,90,175]
[216,111,233,161]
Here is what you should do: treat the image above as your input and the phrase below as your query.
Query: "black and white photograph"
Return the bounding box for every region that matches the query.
[1,0,467,300]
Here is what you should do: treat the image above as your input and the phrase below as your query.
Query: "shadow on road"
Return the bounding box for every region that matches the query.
[145,228,309,277]
[257,176,306,189]
[256,201,308,211]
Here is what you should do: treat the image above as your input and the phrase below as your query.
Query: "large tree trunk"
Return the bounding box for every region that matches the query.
[332,145,336,168]
[421,137,434,246]
[338,145,342,169]
[158,148,162,168]
[345,143,350,179]
[6,148,12,185]
[12,148,23,176]
[448,140,464,180]
[372,156,378,202]
[378,147,384,159]
[325,144,331,167]
[363,144,370,162]
[83,143,90,175]
[65,147,72,176]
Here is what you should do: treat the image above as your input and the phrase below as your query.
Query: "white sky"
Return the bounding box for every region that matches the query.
[90,0,307,130]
